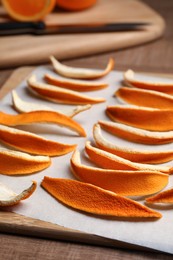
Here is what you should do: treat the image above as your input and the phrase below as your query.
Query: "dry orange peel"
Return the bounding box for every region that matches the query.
[50,56,114,79]
[106,105,173,131]
[0,181,37,206]
[146,188,173,204]
[28,75,105,105]
[44,73,108,92]
[93,124,173,164]
[12,90,91,117]
[71,150,168,196]
[41,177,161,218]
[85,141,173,174]
[0,124,76,156]
[124,70,173,94]
[0,148,50,175]
[0,110,86,137]
[99,121,173,145]
[115,87,173,109]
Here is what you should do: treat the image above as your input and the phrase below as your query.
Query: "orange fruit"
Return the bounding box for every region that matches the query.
[2,0,56,21]
[56,0,97,11]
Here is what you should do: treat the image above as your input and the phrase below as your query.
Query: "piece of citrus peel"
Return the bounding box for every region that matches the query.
[0,110,86,137]
[28,75,105,105]
[50,56,114,79]
[44,74,108,92]
[0,124,76,156]
[41,177,161,218]
[71,150,168,196]
[99,121,173,145]
[85,141,173,174]
[146,188,173,204]
[93,124,173,164]
[115,87,173,109]
[0,148,50,175]
[0,181,37,206]
[12,90,91,117]
[106,105,173,131]
[124,69,173,94]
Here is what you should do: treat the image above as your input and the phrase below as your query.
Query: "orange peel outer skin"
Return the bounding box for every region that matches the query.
[70,150,168,196]
[146,188,173,204]
[44,74,108,92]
[0,126,77,156]
[0,111,86,137]
[106,106,173,131]
[99,121,173,145]
[41,177,161,218]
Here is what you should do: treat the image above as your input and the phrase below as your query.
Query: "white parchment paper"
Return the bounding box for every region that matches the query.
[1,66,173,254]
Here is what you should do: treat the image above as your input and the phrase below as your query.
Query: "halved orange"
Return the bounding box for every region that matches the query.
[71,150,168,196]
[124,70,173,94]
[99,121,173,145]
[0,181,37,206]
[41,176,161,218]
[2,0,56,21]
[93,124,173,164]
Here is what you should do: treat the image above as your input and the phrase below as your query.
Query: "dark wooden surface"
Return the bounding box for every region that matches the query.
[1,0,173,259]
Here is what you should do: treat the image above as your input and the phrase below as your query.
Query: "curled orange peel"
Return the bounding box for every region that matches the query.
[44,73,108,92]
[146,188,173,204]
[28,75,105,105]
[99,121,173,145]
[85,141,173,174]
[12,90,91,117]
[41,176,161,218]
[0,148,51,175]
[0,110,86,137]
[106,105,173,131]
[115,87,173,109]
[0,181,37,206]
[0,124,77,156]
[71,150,168,196]
[124,70,173,94]
[93,124,173,164]
[50,56,115,79]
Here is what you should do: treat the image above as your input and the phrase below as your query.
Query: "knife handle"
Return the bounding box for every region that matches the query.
[0,21,45,34]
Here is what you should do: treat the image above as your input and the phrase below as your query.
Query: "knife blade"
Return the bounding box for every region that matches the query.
[0,21,149,36]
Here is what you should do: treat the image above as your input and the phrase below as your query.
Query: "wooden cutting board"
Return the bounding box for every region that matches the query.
[0,0,165,69]
[0,66,173,252]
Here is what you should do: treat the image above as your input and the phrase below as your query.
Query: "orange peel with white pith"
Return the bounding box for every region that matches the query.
[44,73,108,92]
[71,150,168,196]
[124,70,173,94]
[0,148,51,175]
[0,110,86,137]
[41,176,161,218]
[50,56,114,79]
[146,188,173,204]
[28,75,105,105]
[115,87,173,109]
[106,105,173,131]
[0,181,37,206]
[85,141,173,174]
[0,124,77,156]
[12,90,91,117]
[99,120,173,145]
[93,124,173,164]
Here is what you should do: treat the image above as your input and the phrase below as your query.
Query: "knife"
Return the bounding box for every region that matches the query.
[0,21,149,36]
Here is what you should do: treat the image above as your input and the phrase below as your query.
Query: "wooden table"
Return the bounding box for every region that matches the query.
[1,0,173,259]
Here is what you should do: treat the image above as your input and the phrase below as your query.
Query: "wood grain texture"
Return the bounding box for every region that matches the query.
[0,0,173,259]
[0,0,165,69]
